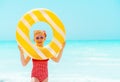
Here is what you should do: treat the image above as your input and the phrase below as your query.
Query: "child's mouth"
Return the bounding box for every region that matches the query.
[38,41,42,43]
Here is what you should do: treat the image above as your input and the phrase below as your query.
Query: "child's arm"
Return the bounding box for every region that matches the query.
[51,42,66,63]
[18,45,31,66]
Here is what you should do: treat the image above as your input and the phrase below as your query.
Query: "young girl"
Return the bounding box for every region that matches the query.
[18,30,66,82]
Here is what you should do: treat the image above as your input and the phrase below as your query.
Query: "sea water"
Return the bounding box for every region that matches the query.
[0,40,120,82]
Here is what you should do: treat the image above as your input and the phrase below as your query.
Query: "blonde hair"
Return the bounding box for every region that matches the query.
[34,30,47,37]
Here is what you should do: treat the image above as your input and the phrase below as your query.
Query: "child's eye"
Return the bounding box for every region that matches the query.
[36,36,44,39]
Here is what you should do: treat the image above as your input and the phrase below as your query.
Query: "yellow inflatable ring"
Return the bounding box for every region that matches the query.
[16,8,66,60]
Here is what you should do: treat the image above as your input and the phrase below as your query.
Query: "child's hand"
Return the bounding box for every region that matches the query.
[61,42,66,51]
[51,42,66,62]
[18,45,24,54]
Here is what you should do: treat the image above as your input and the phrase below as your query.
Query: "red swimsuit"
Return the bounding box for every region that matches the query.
[31,59,49,82]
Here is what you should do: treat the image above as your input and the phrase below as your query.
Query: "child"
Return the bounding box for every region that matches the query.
[18,30,65,82]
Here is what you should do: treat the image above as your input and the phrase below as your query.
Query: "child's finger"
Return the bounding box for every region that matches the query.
[18,45,21,49]
[63,42,66,47]
[18,45,23,51]
[61,42,66,50]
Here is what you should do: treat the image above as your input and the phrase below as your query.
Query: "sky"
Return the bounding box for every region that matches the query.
[0,0,120,41]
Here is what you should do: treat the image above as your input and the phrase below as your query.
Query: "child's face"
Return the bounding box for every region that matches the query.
[34,32,46,44]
